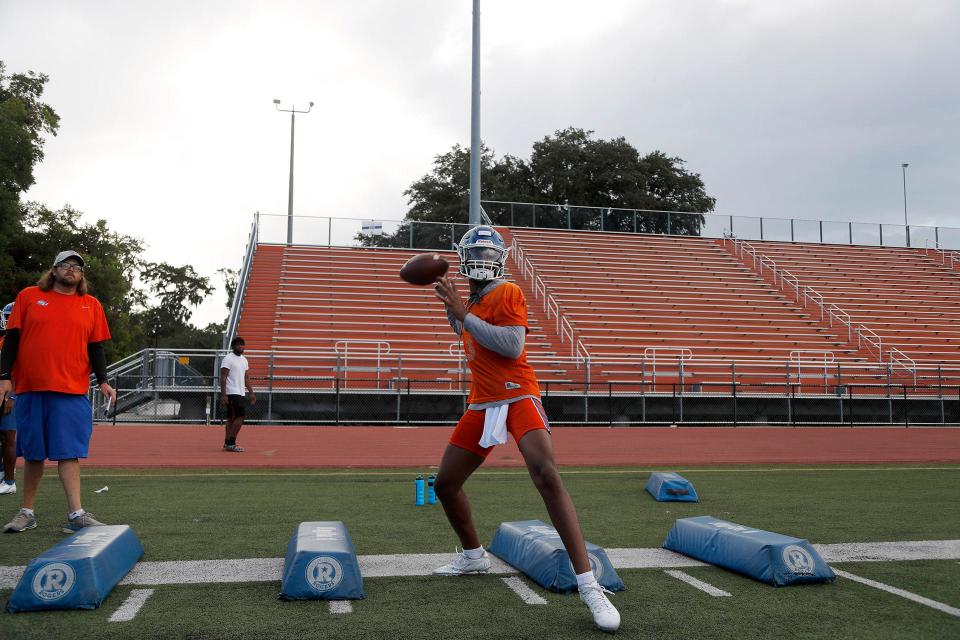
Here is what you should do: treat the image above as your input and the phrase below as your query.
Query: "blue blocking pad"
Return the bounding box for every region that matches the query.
[488,520,625,593]
[7,525,144,612]
[663,516,836,586]
[646,472,699,502]
[280,521,365,600]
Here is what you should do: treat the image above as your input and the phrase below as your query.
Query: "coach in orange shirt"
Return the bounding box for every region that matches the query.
[0,250,117,534]
[431,226,620,633]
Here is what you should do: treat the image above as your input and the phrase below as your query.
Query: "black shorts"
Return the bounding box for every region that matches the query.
[227,395,248,419]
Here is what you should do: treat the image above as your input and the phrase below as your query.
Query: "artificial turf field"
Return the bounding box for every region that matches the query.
[0,464,957,639]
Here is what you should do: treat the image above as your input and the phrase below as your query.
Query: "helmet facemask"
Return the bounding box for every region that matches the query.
[457,235,508,281]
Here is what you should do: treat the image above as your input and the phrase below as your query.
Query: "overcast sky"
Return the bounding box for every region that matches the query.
[2,0,958,326]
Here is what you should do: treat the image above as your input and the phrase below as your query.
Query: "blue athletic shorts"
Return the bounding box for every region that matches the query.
[14,392,93,461]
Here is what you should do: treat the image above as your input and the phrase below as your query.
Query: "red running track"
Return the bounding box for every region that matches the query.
[54,424,960,468]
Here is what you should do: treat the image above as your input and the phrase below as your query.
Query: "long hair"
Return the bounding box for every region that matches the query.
[37,269,88,296]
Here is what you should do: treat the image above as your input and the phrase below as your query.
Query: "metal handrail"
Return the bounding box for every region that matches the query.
[223,211,260,349]
[727,237,870,354]
[924,240,960,270]
[510,240,591,358]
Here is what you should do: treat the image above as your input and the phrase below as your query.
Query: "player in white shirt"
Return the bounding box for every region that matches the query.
[220,336,256,452]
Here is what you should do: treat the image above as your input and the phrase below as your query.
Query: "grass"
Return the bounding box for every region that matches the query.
[0,464,958,639]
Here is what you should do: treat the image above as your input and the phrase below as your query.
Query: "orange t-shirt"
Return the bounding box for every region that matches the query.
[462,282,540,404]
[7,286,112,395]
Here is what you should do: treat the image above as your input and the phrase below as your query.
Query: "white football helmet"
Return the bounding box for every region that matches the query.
[457,225,508,281]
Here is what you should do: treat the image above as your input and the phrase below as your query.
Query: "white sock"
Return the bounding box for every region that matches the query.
[463,546,485,559]
[576,570,597,588]
[21,508,34,516]
[69,509,85,520]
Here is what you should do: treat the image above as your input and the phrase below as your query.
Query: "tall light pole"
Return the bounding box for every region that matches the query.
[901,163,909,247]
[274,99,314,244]
[468,0,482,226]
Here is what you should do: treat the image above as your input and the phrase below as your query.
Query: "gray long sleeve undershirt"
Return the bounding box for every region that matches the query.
[446,308,525,359]
[445,280,526,359]
[463,315,525,359]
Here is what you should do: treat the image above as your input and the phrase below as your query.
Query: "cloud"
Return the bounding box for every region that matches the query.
[1,0,958,327]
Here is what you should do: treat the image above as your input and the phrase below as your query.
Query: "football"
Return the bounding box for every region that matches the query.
[399,253,449,285]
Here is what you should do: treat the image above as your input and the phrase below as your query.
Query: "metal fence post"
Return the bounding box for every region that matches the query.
[267,352,275,422]
[903,385,909,427]
[939,365,945,424]
[112,374,118,427]
[887,363,893,424]
[672,384,677,425]
[848,383,854,426]
[406,379,411,425]
[608,382,613,426]
[731,362,737,426]
[335,355,341,424]
[396,354,402,422]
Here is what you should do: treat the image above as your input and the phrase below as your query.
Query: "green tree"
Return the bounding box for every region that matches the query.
[0,62,60,297]
[6,203,144,361]
[134,262,216,349]
[0,61,226,361]
[373,127,715,247]
[217,267,238,310]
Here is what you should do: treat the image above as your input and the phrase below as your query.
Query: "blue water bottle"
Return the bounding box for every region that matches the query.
[415,475,425,506]
[427,474,437,504]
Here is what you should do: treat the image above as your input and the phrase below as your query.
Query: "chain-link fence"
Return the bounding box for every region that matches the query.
[91,352,960,426]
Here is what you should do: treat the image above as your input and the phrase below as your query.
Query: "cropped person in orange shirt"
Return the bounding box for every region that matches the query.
[431,226,620,633]
[0,251,117,534]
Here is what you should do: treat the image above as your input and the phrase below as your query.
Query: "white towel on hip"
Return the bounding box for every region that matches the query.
[479,404,510,448]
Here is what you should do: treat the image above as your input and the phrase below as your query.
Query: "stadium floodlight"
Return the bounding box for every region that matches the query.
[901,163,910,247]
[273,100,315,244]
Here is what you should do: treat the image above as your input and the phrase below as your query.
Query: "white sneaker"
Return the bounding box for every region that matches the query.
[0,483,15,496]
[579,582,621,633]
[432,549,492,575]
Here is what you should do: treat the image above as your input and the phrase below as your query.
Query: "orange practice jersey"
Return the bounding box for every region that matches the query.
[7,286,111,395]
[462,281,540,404]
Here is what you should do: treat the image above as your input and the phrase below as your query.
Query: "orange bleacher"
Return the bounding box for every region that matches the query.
[744,241,960,369]
[232,227,960,394]
[234,243,575,388]
[508,227,869,387]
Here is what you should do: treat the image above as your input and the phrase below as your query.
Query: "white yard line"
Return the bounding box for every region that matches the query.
[1,540,957,590]
[814,540,960,563]
[328,600,353,614]
[108,588,154,622]
[664,570,732,597]
[834,569,960,618]
[501,577,548,605]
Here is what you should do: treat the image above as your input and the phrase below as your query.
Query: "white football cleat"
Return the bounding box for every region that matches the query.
[0,483,15,496]
[579,582,621,633]
[432,549,492,576]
